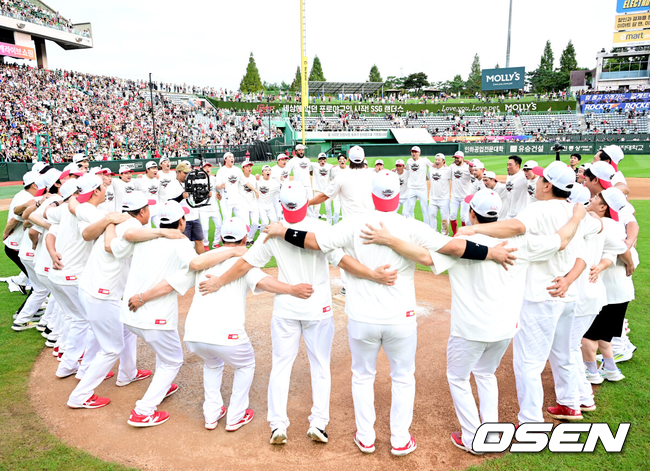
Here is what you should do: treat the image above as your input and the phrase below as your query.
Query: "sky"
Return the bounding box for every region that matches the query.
[28,0,617,90]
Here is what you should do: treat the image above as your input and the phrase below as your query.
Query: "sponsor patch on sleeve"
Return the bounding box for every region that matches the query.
[154,319,167,325]
[323,306,331,313]
[98,288,110,295]
[65,275,77,281]
[406,310,415,318]
[228,334,239,340]
[10,241,18,246]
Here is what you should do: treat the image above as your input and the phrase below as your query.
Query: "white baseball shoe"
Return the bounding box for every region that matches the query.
[205,406,227,430]
[353,433,375,453]
[307,426,328,443]
[599,366,625,382]
[586,370,604,384]
[270,427,287,445]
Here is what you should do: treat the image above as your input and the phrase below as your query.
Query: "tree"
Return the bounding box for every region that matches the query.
[368,64,382,82]
[403,72,429,92]
[465,53,482,94]
[308,55,326,82]
[559,40,578,73]
[239,52,264,93]
[384,75,406,89]
[540,40,554,71]
[447,74,465,94]
[494,63,500,69]
[290,66,301,91]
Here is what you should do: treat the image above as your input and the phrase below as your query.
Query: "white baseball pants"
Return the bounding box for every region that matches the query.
[258,207,278,227]
[460,200,471,225]
[398,197,408,215]
[513,299,578,424]
[68,290,138,406]
[428,199,450,232]
[450,196,464,223]
[15,260,50,324]
[348,319,417,449]
[267,316,335,432]
[571,314,597,407]
[405,188,429,224]
[199,210,223,246]
[273,198,283,221]
[446,335,511,450]
[331,197,341,224]
[186,340,255,427]
[51,283,99,378]
[127,326,184,416]
[38,274,64,343]
[306,187,317,219]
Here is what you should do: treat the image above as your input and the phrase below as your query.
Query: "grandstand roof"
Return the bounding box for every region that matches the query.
[308,81,384,95]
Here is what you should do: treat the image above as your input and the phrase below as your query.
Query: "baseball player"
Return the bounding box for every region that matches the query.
[182,217,314,431]
[327,155,346,224]
[458,161,591,423]
[73,153,90,172]
[448,151,472,235]
[157,156,177,203]
[271,153,290,220]
[115,200,198,427]
[166,161,207,254]
[360,188,586,454]
[112,166,136,215]
[198,182,397,446]
[198,162,223,250]
[67,192,166,409]
[262,172,516,456]
[286,144,317,218]
[239,160,261,245]
[4,172,40,279]
[310,153,333,222]
[482,171,509,220]
[215,154,259,223]
[393,159,409,214]
[257,165,281,228]
[404,146,433,224]
[593,145,626,188]
[505,155,529,218]
[522,160,539,203]
[427,154,451,234]
[374,159,384,172]
[136,161,161,225]
[96,168,116,213]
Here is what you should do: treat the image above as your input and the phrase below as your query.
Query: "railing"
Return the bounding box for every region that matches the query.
[0,10,91,37]
[600,70,649,80]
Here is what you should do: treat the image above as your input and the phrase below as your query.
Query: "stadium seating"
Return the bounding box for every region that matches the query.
[584,113,649,134]
[520,114,581,135]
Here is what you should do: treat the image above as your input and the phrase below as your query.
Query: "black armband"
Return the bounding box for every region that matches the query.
[284,229,308,249]
[461,241,489,260]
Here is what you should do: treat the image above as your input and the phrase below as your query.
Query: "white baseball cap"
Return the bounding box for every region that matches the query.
[40,169,62,194]
[33,175,46,196]
[568,184,591,205]
[454,150,465,158]
[532,161,576,192]
[31,161,47,173]
[223,152,234,160]
[375,159,384,165]
[262,165,272,171]
[589,161,616,189]
[395,159,405,166]
[122,192,156,212]
[469,159,485,170]
[93,166,114,176]
[295,144,306,150]
[371,170,400,212]
[483,171,497,180]
[23,171,38,187]
[146,161,158,169]
[241,159,253,168]
[202,162,213,169]
[159,200,189,224]
[434,153,445,160]
[579,163,592,171]
[77,174,103,203]
[73,153,88,164]
[348,145,365,164]
[276,153,288,161]
[522,160,538,171]
[411,146,421,153]
[464,189,502,218]
[221,217,249,242]
[280,182,308,223]
[160,156,170,163]
[601,145,624,170]
[318,153,327,160]
[59,179,80,201]
[63,162,84,177]
[600,187,627,222]
[119,165,133,174]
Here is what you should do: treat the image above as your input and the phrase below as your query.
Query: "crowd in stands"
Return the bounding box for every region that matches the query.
[0,64,273,163]
[1,0,90,37]
[585,111,649,135]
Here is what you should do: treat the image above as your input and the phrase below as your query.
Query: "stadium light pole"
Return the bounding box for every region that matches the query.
[300,0,308,145]
[149,72,158,157]
[505,0,513,68]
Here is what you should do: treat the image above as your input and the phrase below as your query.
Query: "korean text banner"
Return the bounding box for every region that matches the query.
[0,42,35,60]
[615,13,650,30]
[617,0,650,14]
[481,67,525,91]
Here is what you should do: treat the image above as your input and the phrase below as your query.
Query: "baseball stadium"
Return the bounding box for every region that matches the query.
[1,1,649,470]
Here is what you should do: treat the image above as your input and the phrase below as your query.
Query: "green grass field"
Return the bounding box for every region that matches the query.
[0,165,648,470]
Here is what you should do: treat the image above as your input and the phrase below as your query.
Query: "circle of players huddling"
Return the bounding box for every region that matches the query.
[4,143,638,456]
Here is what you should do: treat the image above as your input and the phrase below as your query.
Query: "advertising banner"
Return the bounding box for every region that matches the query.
[303,131,388,140]
[615,12,650,30]
[481,67,525,91]
[462,141,650,156]
[580,93,650,112]
[0,42,35,60]
[612,29,650,46]
[616,0,650,14]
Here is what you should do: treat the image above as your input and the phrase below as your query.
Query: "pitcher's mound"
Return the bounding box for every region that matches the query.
[29,268,559,470]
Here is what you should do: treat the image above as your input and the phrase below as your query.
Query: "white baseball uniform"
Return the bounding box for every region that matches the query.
[493,182,509,220]
[404,157,433,224]
[449,163,472,225]
[287,156,316,218]
[216,166,248,221]
[505,170,529,219]
[98,183,116,213]
[271,164,290,219]
[311,162,334,222]
[157,169,177,203]
[199,174,223,246]
[395,170,409,214]
[257,177,281,226]
[112,178,136,214]
[244,218,343,433]
[327,165,345,224]
[428,166,451,232]
[239,174,259,242]
[526,177,538,204]
[184,252,268,427]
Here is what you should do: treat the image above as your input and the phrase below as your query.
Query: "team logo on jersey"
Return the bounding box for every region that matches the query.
[228,175,238,184]
[470,176,476,183]
[107,193,114,201]
[160,180,170,188]
[300,162,308,169]
[454,170,463,179]
[98,288,110,295]
[228,334,239,340]
[282,170,289,178]
[506,182,514,192]
[406,310,415,317]
[399,177,405,186]
[260,186,269,194]
[527,184,535,196]
[411,163,419,172]
[148,185,158,195]
[244,186,252,193]
[319,168,328,176]
[323,306,331,313]
[155,319,167,325]
[65,275,77,281]
[125,187,134,193]
[431,172,441,181]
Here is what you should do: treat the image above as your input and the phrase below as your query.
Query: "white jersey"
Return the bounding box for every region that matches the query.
[239,174,258,210]
[316,210,450,324]
[79,217,142,301]
[287,156,313,187]
[469,175,486,195]
[114,237,196,331]
[199,175,221,213]
[428,167,451,200]
[505,170,528,218]
[431,233,562,342]
[47,202,105,286]
[405,157,433,189]
[493,182,509,220]
[183,253,268,346]
[257,178,281,210]
[271,164,290,183]
[611,170,626,187]
[98,184,116,212]
[166,177,198,221]
[244,218,342,321]
[324,168,375,217]
[526,177,538,203]
[449,163,472,198]
[135,175,160,205]
[311,162,333,193]
[157,170,177,202]
[4,189,32,250]
[31,194,63,274]
[112,178,136,213]
[216,166,247,207]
